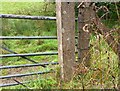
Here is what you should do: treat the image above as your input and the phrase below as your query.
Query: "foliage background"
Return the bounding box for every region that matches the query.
[0,1,119,89]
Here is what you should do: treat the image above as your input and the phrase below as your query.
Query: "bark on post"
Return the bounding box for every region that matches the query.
[118,28,120,90]
[56,2,75,81]
[77,2,92,66]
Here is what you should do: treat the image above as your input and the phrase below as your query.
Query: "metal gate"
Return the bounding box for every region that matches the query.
[0,14,59,87]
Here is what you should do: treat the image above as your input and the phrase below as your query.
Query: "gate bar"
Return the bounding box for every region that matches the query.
[13,79,31,89]
[0,62,58,69]
[0,14,78,21]
[0,36,78,40]
[0,46,42,65]
[0,14,56,20]
[0,52,58,58]
[0,70,53,79]
[0,81,29,87]
[0,36,57,40]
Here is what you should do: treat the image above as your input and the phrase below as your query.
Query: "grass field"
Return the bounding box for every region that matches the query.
[0,2,119,89]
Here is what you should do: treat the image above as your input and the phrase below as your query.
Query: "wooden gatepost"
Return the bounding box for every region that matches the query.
[77,2,92,67]
[56,1,75,81]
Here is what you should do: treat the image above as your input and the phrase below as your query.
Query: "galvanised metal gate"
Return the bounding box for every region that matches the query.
[0,14,59,87]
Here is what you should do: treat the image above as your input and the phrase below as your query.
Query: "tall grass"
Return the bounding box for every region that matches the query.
[1,2,119,89]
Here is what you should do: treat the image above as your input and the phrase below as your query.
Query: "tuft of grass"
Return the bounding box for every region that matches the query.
[1,2,119,89]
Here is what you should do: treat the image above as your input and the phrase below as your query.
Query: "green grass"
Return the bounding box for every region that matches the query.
[0,2,55,16]
[1,2,119,89]
[1,2,58,89]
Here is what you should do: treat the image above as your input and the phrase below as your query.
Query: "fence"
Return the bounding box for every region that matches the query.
[0,14,61,87]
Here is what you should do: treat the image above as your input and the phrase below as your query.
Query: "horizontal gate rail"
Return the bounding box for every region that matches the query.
[0,14,78,21]
[0,52,58,58]
[0,81,29,87]
[0,36,78,40]
[0,62,59,69]
[0,70,53,79]
[0,46,42,65]
[0,14,56,20]
[0,36,57,40]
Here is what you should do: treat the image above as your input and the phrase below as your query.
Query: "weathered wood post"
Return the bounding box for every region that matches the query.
[56,1,75,81]
[77,2,92,66]
[118,29,120,90]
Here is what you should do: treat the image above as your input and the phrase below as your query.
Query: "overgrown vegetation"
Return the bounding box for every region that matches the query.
[1,1,119,89]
